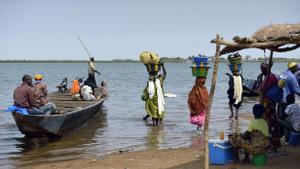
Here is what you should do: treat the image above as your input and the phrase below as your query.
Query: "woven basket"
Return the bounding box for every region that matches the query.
[145,64,162,74]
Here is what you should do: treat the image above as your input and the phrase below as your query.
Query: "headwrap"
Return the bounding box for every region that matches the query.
[260,62,269,70]
[188,78,209,115]
[252,104,264,118]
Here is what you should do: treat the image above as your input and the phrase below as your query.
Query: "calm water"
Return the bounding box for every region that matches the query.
[0,62,288,168]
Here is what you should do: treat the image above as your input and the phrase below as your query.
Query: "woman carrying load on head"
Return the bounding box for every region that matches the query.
[226,53,243,120]
[257,61,282,152]
[188,55,210,130]
[141,51,166,126]
[142,62,167,122]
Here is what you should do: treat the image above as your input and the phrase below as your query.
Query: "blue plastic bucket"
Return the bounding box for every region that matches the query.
[208,139,237,165]
[193,61,209,67]
[194,56,208,63]
[289,131,300,146]
[193,56,209,67]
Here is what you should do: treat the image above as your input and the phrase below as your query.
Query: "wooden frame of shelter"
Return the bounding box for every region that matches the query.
[203,24,300,169]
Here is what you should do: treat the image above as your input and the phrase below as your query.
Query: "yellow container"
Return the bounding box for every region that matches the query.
[146,64,162,74]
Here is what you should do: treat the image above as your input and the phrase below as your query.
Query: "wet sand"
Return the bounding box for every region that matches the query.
[30,114,300,169]
[30,143,300,169]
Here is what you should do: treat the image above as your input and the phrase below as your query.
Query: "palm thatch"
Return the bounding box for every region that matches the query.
[211,23,300,55]
[252,23,300,42]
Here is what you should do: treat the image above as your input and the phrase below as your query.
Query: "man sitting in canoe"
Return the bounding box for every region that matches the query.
[13,75,57,115]
[33,74,49,106]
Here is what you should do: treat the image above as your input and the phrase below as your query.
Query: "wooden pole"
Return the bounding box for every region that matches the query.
[77,36,94,59]
[204,34,221,169]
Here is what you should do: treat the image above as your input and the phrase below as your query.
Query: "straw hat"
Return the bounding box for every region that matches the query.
[288,62,297,69]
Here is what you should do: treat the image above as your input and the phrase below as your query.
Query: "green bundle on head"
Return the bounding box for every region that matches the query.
[228,53,242,65]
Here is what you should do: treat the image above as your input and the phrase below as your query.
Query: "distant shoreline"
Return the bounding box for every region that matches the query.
[0,60,295,63]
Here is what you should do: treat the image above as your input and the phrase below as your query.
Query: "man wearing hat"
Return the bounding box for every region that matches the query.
[34,74,48,106]
[13,74,57,115]
[278,62,300,120]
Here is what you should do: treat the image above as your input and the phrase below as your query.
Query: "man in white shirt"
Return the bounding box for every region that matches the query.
[85,57,101,93]
[81,85,96,101]
[278,94,300,140]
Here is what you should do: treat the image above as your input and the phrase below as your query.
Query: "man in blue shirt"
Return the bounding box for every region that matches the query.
[278,62,300,119]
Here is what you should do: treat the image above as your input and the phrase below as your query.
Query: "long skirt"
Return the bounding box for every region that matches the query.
[189,113,205,126]
[263,98,281,149]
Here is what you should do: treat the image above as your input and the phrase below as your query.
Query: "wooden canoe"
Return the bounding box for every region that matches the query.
[243,78,259,97]
[11,88,107,137]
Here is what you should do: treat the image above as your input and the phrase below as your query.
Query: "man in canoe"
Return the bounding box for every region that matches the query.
[13,75,57,115]
[84,57,101,93]
[33,74,49,106]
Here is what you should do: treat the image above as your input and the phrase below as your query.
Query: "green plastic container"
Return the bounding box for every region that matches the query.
[191,66,209,77]
[252,154,267,166]
[229,58,241,65]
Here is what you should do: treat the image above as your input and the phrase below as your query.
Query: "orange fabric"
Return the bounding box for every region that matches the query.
[188,78,209,116]
[71,79,80,95]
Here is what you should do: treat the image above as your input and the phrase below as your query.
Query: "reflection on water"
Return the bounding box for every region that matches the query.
[0,62,289,168]
[7,110,107,168]
[146,126,165,149]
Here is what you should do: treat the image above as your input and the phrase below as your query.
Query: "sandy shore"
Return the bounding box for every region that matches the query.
[29,143,300,169]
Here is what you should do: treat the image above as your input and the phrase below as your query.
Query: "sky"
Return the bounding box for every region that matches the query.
[0,0,299,60]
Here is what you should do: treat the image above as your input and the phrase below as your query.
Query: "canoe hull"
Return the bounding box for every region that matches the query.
[12,98,105,137]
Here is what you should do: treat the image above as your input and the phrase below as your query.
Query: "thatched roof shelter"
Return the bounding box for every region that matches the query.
[211,23,300,55]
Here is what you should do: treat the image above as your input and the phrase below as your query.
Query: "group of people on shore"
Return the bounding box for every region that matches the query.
[229,59,300,162]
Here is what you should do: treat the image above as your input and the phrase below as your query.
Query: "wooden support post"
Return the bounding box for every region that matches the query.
[204,34,221,169]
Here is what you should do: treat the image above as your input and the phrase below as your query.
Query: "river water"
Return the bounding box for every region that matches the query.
[0,62,288,168]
